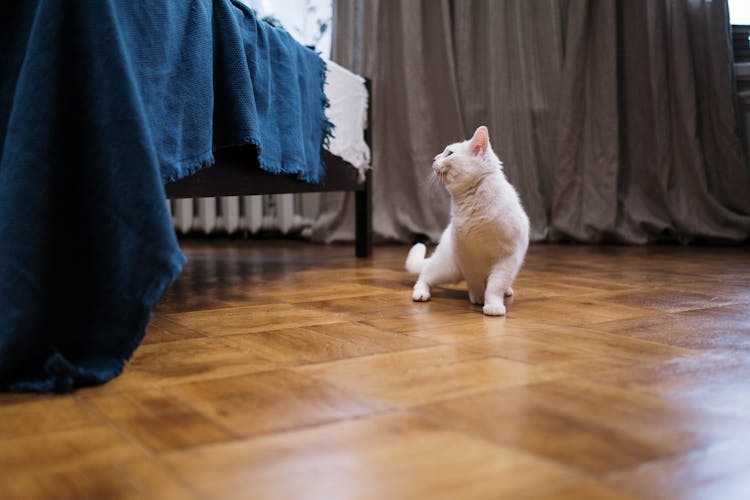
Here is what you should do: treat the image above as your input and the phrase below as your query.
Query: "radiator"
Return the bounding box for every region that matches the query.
[169,193,319,235]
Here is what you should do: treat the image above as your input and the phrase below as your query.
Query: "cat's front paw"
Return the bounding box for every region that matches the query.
[504,287,514,297]
[412,282,431,302]
[482,303,506,316]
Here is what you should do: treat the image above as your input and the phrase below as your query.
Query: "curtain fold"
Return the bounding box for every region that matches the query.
[315,0,750,245]
[313,0,464,243]
[452,0,566,241]
[551,0,750,243]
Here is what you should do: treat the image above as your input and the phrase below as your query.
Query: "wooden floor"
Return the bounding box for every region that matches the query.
[2,241,750,499]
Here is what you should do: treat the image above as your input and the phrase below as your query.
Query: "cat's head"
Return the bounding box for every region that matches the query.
[432,126,501,193]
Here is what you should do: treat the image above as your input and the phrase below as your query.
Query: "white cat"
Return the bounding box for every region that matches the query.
[405,126,529,316]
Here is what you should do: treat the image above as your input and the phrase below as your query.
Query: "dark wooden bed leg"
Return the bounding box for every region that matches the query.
[355,77,373,258]
[355,169,372,257]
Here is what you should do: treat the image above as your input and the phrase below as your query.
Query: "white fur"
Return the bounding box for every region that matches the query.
[405,126,529,316]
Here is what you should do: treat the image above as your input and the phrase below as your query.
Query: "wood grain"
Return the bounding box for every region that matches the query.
[2,240,749,499]
[162,413,583,500]
[164,369,390,437]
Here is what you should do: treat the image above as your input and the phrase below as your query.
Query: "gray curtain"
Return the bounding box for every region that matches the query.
[312,0,750,245]
[451,0,567,241]
[312,0,462,243]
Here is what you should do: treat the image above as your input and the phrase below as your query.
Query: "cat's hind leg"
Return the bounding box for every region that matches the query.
[483,252,524,316]
[412,231,461,302]
[468,287,484,305]
[465,277,485,305]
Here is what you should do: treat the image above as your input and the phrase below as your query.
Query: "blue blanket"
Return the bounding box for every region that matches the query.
[0,1,331,391]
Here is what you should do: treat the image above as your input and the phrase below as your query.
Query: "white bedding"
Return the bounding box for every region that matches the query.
[324,60,371,180]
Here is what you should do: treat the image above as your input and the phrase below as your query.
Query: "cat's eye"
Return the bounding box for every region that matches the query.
[445,150,453,157]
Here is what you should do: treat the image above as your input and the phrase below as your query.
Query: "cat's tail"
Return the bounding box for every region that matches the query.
[405,243,428,275]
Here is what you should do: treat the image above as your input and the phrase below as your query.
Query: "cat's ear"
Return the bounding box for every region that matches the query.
[470,126,489,156]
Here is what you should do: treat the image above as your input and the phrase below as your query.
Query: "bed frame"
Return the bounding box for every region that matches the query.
[165,81,373,258]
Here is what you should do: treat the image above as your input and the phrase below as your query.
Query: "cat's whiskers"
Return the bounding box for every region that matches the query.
[432,166,447,185]
[430,169,444,186]
[421,169,441,189]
